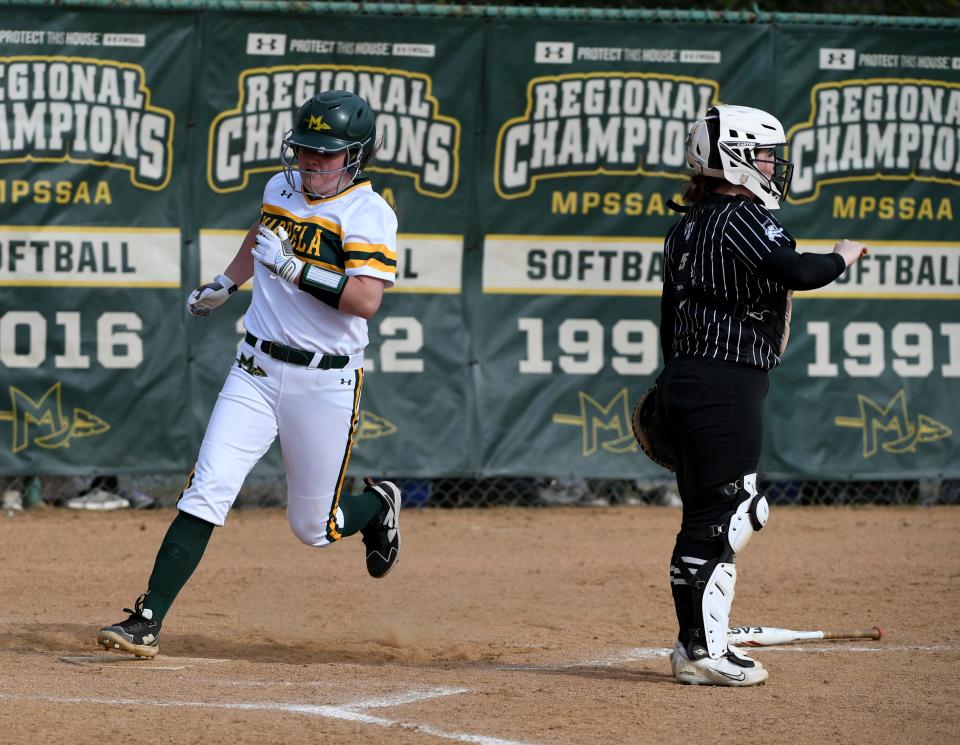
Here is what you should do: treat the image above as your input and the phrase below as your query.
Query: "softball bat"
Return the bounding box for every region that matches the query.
[727,625,883,647]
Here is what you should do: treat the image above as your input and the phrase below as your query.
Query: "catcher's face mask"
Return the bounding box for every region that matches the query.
[686,104,793,210]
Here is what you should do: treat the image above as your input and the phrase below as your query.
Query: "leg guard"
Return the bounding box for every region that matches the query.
[694,474,770,659]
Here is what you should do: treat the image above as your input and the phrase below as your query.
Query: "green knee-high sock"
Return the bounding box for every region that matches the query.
[143,511,214,623]
[338,489,382,537]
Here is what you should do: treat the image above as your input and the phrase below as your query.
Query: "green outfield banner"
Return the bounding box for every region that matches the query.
[0,8,956,480]
[0,8,195,475]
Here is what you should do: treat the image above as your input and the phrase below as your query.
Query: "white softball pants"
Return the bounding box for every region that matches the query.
[177,340,363,547]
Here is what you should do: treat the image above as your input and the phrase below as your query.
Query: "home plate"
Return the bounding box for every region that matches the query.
[60,655,227,670]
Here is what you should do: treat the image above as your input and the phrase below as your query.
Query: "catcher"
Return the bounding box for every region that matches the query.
[640,104,867,686]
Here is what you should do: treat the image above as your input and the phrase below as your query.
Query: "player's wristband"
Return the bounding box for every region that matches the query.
[298,264,349,309]
[214,273,239,295]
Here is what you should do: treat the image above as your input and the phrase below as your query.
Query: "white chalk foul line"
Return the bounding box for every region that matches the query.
[488,643,960,671]
[0,690,543,745]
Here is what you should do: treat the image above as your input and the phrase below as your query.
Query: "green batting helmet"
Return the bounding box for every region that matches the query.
[281,90,377,196]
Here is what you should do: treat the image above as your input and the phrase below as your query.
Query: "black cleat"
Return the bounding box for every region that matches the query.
[360,478,401,578]
[97,594,161,658]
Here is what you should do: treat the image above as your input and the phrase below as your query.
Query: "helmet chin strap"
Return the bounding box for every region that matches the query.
[292,146,362,198]
[300,168,354,199]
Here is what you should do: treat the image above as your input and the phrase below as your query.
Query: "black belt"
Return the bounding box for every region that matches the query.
[244,332,350,370]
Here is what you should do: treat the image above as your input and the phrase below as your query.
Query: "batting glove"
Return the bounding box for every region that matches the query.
[252,225,304,283]
[186,274,237,317]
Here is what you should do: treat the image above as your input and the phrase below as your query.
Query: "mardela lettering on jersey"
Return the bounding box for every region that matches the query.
[0,238,135,274]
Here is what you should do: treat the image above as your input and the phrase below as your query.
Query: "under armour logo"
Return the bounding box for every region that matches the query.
[246,33,287,56]
[280,190,292,198]
[534,41,573,64]
[819,47,855,70]
[340,378,353,386]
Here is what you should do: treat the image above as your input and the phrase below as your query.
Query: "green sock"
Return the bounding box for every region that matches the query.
[143,510,214,623]
[339,489,382,537]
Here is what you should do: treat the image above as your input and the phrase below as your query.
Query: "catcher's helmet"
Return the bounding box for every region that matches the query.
[281,90,376,196]
[686,105,793,210]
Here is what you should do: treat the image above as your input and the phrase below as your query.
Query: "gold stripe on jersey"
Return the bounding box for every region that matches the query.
[261,203,342,237]
[344,242,397,274]
[346,257,394,273]
[343,241,398,261]
[326,368,363,543]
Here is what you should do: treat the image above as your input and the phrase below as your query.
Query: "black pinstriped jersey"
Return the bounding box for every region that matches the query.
[661,193,795,371]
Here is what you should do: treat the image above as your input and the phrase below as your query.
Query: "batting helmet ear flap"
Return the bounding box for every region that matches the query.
[705,108,722,171]
[685,107,724,178]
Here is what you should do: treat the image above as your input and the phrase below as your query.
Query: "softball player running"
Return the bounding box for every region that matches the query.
[97,90,400,658]
[658,105,866,686]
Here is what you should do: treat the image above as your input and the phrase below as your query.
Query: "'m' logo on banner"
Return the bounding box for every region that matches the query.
[834,389,952,458]
[356,410,397,441]
[552,388,638,456]
[0,383,110,453]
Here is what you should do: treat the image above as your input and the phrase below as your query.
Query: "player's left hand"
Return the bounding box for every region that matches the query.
[252,225,304,283]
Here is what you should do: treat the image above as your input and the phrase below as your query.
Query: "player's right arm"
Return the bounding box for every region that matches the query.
[222,221,259,286]
[186,221,259,317]
[726,202,863,291]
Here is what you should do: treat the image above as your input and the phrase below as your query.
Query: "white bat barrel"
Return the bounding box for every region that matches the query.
[727,626,824,646]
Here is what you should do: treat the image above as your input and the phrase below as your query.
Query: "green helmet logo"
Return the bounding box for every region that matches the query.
[281,90,377,196]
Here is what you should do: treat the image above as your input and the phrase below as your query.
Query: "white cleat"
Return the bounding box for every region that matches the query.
[670,640,768,687]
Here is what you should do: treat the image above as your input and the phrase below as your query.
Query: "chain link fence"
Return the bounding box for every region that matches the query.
[2,473,957,513]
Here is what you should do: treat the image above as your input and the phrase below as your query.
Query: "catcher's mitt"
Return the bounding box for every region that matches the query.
[631,385,676,472]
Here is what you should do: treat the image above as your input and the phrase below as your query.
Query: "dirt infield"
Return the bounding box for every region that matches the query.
[0,505,957,745]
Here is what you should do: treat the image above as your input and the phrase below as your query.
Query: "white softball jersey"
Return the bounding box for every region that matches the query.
[178,174,397,543]
[244,172,398,356]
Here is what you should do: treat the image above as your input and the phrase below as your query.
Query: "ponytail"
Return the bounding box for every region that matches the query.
[681,174,724,205]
